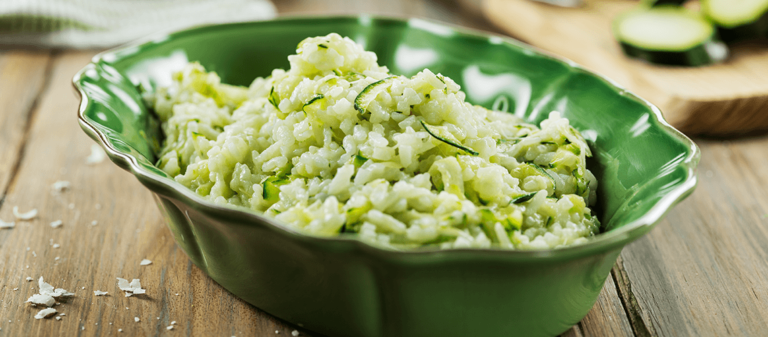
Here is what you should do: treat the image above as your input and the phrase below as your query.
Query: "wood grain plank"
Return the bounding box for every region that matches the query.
[613,256,656,337]
[558,270,635,337]
[612,137,768,336]
[560,324,584,337]
[0,52,311,337]
[580,273,635,337]
[0,50,52,203]
[481,0,768,136]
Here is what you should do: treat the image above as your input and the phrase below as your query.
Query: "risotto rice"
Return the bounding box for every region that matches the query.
[145,33,600,250]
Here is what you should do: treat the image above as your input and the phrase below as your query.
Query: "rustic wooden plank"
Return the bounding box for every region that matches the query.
[557,271,634,337]
[481,0,768,136]
[0,50,52,202]
[612,137,768,336]
[0,51,310,336]
[613,255,655,337]
[580,272,635,337]
[560,324,584,337]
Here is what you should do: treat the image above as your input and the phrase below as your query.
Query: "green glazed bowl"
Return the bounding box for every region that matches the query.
[74,16,699,337]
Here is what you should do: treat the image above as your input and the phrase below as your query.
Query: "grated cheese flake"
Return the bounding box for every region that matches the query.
[36,276,75,299]
[34,308,57,319]
[0,218,14,229]
[94,290,108,296]
[50,220,63,228]
[26,277,32,282]
[135,317,140,322]
[13,207,38,220]
[86,144,107,165]
[52,181,71,192]
[140,259,152,266]
[167,326,174,330]
[291,330,299,336]
[117,277,146,296]
[53,244,60,249]
[27,294,55,307]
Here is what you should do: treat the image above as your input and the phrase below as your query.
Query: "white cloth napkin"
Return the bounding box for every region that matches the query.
[0,0,276,48]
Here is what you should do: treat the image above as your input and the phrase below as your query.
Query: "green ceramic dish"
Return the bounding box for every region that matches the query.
[74,16,699,337]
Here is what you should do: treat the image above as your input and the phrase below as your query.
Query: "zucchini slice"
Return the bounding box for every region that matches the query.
[702,0,768,42]
[419,120,479,156]
[572,169,588,196]
[479,207,523,238]
[354,76,395,114]
[510,192,537,204]
[529,163,556,184]
[302,94,326,116]
[268,86,281,111]
[614,6,729,66]
[353,152,369,168]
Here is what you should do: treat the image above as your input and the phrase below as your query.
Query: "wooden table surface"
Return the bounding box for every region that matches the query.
[0,1,766,336]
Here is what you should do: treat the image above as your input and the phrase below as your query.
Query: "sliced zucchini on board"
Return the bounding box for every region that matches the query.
[614,6,729,66]
[642,0,687,6]
[702,0,768,42]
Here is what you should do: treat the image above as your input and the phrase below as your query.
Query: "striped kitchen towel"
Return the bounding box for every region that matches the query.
[0,0,276,48]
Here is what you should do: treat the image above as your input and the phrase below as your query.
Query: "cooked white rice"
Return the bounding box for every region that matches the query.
[145,33,600,250]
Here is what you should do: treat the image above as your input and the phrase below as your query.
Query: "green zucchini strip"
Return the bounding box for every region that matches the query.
[420,120,479,156]
[354,76,395,114]
[511,192,537,204]
[302,94,325,115]
[268,86,281,111]
[529,163,556,184]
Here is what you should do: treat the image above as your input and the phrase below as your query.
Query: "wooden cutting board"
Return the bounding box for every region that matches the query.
[481,0,768,136]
